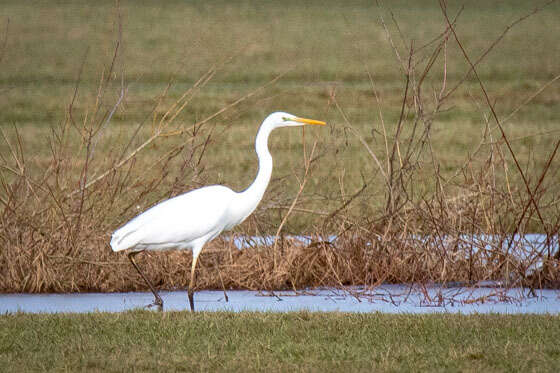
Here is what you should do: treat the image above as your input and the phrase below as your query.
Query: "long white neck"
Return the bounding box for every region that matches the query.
[234,121,274,221]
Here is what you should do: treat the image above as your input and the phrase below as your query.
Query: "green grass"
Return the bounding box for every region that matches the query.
[1,0,559,230]
[1,311,559,372]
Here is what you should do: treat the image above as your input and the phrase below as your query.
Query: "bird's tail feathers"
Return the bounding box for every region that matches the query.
[110,230,132,252]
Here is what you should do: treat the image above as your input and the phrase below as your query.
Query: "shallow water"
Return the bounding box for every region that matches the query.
[2,285,559,314]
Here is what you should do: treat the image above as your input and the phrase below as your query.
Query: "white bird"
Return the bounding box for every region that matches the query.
[110,112,326,311]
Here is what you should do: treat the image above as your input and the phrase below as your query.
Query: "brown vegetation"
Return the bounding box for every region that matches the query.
[1,1,558,298]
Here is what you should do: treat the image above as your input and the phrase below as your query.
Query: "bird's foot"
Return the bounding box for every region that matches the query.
[146,297,164,311]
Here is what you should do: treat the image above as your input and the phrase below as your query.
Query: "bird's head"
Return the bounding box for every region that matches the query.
[265,112,326,129]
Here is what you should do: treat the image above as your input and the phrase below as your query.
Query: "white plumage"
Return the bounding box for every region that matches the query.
[112,186,236,254]
[111,112,326,311]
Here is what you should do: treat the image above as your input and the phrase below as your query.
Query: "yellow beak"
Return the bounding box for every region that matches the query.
[294,117,327,126]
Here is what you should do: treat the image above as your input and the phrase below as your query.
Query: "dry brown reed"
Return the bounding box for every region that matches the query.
[0,1,558,300]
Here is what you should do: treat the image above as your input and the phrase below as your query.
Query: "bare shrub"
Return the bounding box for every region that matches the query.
[0,1,558,301]
[314,0,560,294]
[0,12,277,293]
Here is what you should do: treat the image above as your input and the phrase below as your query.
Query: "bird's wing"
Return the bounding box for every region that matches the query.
[111,185,235,251]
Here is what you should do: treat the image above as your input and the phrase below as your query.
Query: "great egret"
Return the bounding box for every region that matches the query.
[110,112,326,311]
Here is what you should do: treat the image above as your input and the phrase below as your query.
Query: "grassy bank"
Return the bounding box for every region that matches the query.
[1,0,559,293]
[1,311,559,372]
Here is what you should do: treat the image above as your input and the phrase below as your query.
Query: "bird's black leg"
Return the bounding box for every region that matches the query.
[218,269,229,303]
[188,289,194,312]
[188,254,199,312]
[127,251,163,311]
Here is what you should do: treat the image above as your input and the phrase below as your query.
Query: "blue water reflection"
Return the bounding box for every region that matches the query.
[2,285,559,314]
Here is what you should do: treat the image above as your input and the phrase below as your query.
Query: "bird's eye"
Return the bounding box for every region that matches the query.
[282,117,290,121]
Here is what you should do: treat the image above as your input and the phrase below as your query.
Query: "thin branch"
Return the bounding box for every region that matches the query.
[440,0,548,232]
[273,142,318,267]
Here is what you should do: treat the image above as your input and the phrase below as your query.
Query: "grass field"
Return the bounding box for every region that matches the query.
[2,0,559,205]
[1,311,559,372]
